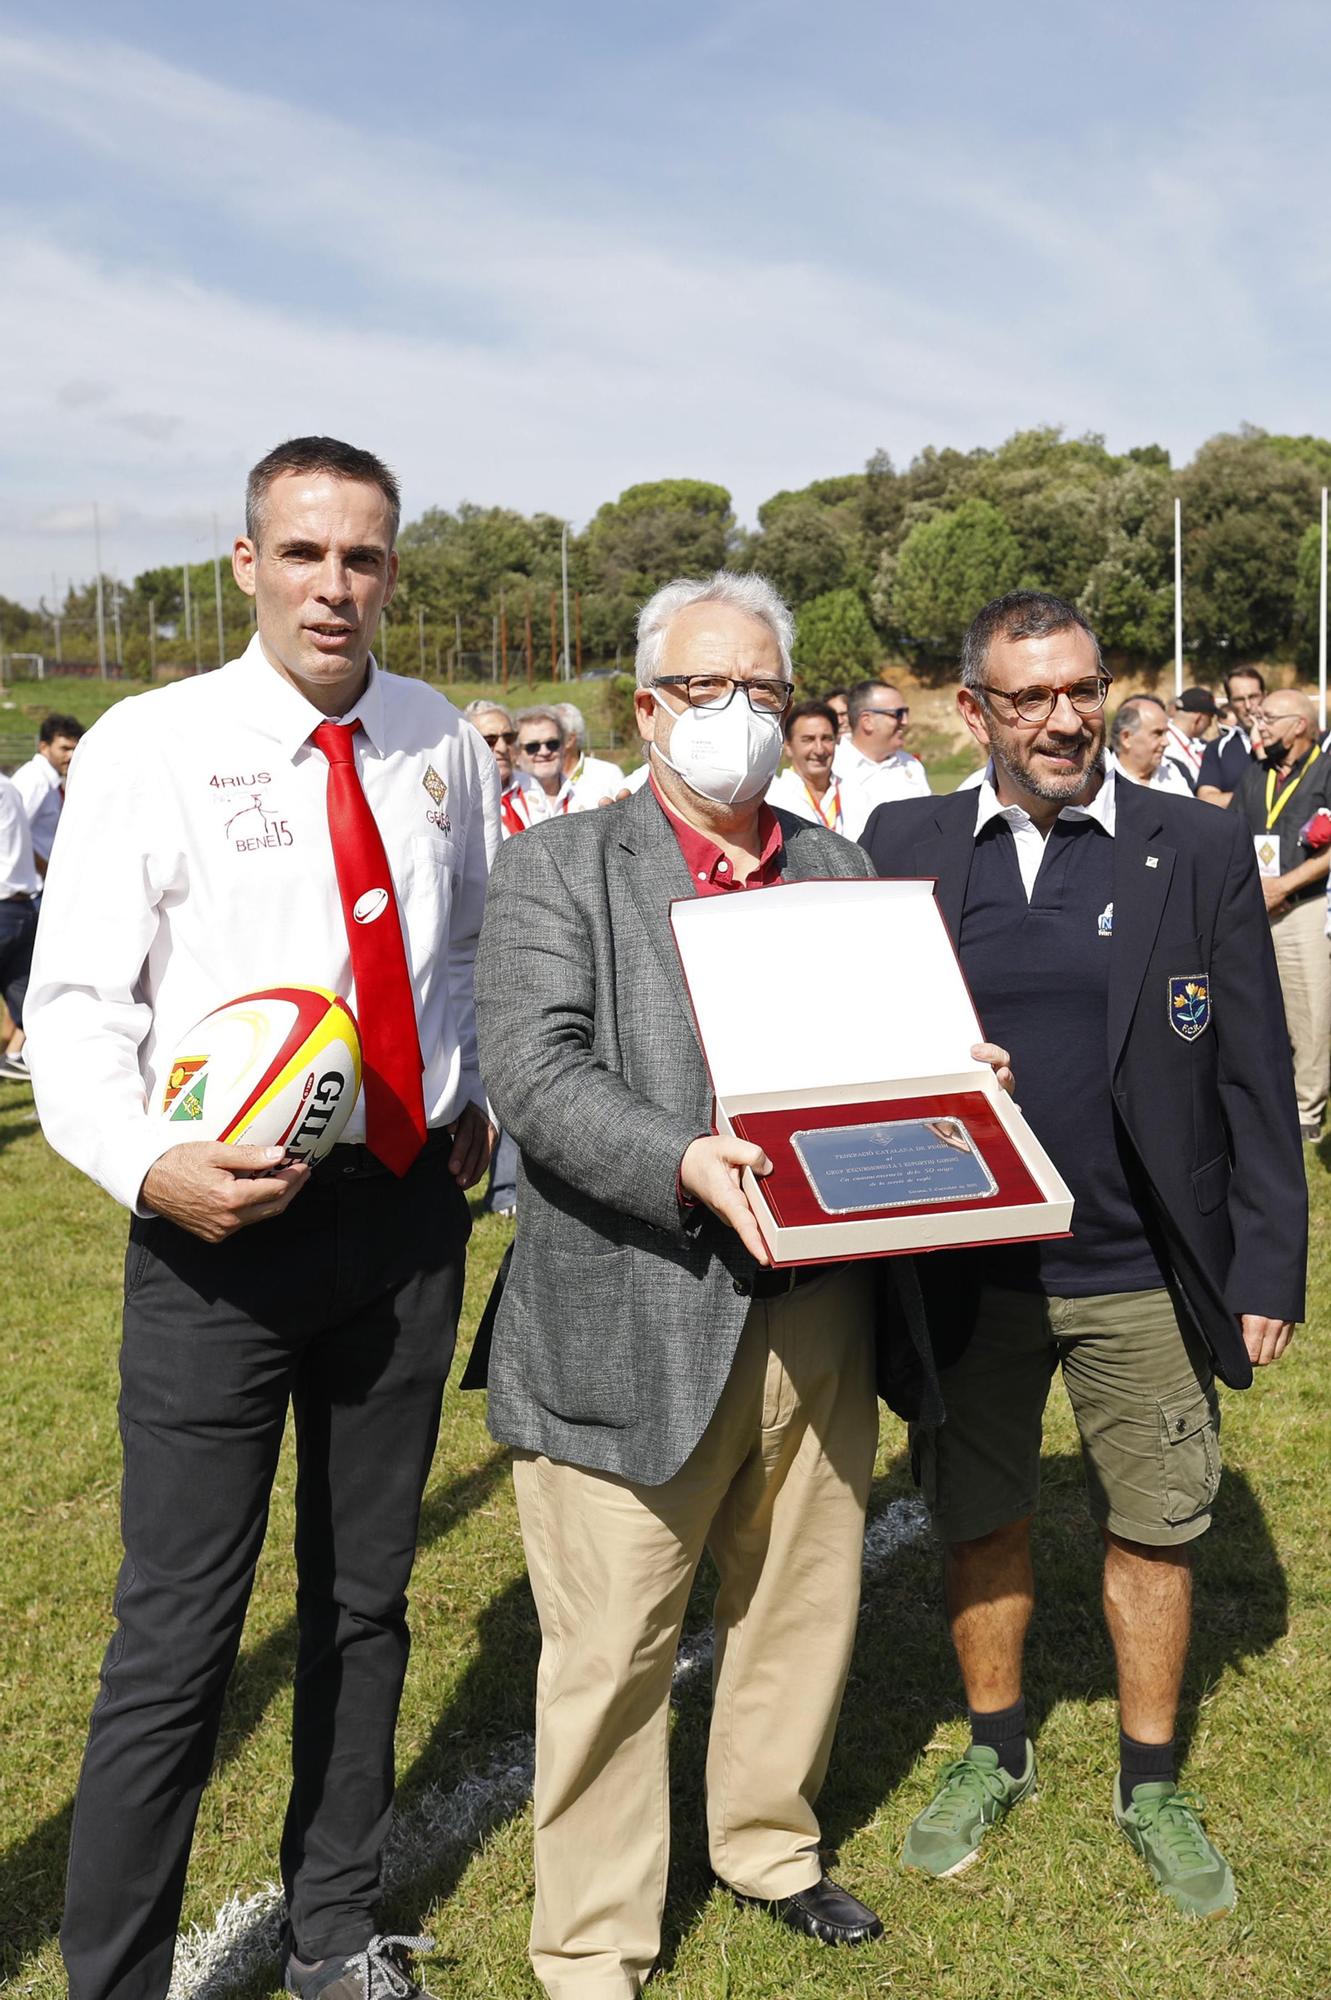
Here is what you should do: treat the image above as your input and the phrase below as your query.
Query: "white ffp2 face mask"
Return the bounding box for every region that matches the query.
[651,689,784,806]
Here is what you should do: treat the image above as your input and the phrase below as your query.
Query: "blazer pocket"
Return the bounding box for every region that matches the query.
[526,1246,640,1429]
[1191,1151,1230,1215]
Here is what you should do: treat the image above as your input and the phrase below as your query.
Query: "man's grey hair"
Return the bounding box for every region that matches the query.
[554,702,587,749]
[1110,699,1155,752]
[463,698,513,725]
[635,571,795,688]
[959,590,1102,691]
[516,705,566,742]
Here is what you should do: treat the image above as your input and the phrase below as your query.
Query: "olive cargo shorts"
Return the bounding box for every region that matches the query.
[911,1286,1221,1548]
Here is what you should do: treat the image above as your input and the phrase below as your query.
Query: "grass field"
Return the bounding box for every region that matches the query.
[2,1081,1328,2000]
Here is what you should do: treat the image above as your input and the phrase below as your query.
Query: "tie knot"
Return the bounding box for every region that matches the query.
[313,719,363,765]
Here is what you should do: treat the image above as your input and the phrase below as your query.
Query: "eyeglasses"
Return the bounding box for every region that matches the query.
[520,736,562,755]
[977,675,1112,724]
[864,705,909,722]
[482,729,517,748]
[653,674,794,715]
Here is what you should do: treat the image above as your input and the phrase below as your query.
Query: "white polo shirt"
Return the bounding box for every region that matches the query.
[833,738,931,839]
[11,751,63,862]
[25,635,501,1212]
[767,765,845,831]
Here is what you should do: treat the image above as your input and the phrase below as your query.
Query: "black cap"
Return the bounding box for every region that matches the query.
[1177,687,1218,716]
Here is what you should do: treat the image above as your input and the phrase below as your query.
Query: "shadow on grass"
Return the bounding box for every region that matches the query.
[0,1083,39,1155]
[0,1448,512,1983]
[2,1432,1288,1992]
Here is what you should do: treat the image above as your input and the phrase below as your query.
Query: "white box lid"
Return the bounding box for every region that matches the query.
[670,877,986,1099]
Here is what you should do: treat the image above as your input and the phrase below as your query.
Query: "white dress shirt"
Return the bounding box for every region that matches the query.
[11,751,63,862]
[833,738,931,839]
[0,773,40,898]
[559,753,626,812]
[972,766,1117,901]
[26,635,501,1212]
[1109,750,1195,798]
[1164,721,1204,784]
[767,765,845,831]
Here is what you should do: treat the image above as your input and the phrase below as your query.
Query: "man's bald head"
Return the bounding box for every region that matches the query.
[1263,689,1316,729]
[1256,687,1318,766]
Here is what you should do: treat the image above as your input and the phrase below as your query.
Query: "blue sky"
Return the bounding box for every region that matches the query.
[1,1,1328,604]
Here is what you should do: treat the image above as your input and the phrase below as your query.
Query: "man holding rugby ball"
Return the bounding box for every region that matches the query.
[26,437,499,2000]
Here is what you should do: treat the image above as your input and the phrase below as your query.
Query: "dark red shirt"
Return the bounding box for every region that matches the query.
[649,775,785,894]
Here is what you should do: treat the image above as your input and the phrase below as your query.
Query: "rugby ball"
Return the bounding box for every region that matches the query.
[157,986,362,1160]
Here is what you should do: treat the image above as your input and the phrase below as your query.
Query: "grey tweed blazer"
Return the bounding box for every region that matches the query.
[472,781,875,1486]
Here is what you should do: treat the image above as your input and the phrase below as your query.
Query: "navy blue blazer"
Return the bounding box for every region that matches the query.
[860,779,1307,1389]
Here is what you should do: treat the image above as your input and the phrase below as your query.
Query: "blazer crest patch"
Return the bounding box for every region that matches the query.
[1168,976,1210,1042]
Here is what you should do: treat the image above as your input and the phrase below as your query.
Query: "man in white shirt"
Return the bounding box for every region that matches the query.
[0,770,40,1077]
[767,699,844,829]
[1163,689,1217,792]
[1109,697,1196,797]
[833,679,931,838]
[554,701,626,810]
[463,698,541,837]
[26,437,499,2000]
[11,710,83,873]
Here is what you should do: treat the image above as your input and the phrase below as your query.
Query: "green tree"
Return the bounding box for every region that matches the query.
[580,479,736,660]
[749,501,858,606]
[1293,519,1327,665]
[1179,430,1322,663]
[882,498,1025,663]
[791,588,880,695]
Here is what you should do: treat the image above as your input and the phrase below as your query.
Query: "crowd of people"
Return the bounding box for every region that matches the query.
[7,433,1315,2000]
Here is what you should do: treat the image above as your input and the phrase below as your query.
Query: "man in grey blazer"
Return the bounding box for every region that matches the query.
[474,572,886,1996]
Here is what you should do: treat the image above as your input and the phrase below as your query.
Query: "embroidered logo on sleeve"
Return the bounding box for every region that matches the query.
[1168,976,1210,1041]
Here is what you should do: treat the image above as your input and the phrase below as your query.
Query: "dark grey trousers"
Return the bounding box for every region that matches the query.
[60,1136,470,2000]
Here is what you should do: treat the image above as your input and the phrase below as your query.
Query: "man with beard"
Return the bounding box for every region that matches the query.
[859,591,1304,1918]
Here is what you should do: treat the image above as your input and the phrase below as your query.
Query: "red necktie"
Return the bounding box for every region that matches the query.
[313,720,426,1175]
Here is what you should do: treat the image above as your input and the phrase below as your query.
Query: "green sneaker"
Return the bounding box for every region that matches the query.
[1113,1779,1236,1917]
[901,1741,1037,1878]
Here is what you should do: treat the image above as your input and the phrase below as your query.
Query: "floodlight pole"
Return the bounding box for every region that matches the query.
[561,522,572,681]
[1173,497,1183,699]
[1311,488,1319,740]
[92,503,108,679]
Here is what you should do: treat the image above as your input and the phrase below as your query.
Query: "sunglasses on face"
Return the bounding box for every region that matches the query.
[482,730,518,748]
[521,737,562,755]
[865,705,909,722]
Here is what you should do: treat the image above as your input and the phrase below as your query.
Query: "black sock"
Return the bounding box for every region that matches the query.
[1119,1729,1176,1799]
[969,1697,1028,1778]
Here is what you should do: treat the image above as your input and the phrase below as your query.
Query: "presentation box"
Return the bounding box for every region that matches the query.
[670,876,1073,1266]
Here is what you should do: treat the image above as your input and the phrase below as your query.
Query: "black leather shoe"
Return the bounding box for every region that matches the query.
[732,1874,884,1946]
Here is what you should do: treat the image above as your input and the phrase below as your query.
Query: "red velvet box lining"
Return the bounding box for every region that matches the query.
[731,1092,1046,1230]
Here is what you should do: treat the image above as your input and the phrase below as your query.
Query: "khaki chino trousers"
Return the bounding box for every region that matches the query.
[1269,892,1331,1128]
[512,1265,878,1999]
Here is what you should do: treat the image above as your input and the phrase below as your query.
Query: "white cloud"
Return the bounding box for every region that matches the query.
[0,20,1326,603]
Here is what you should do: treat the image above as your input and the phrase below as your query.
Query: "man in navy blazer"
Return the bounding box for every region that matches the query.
[860,591,1305,1918]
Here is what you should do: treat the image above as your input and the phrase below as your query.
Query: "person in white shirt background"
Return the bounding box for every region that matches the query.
[513,705,569,818]
[823,687,850,738]
[464,697,541,836]
[0,769,41,1079]
[833,678,931,839]
[26,435,498,2000]
[11,709,83,877]
[553,701,625,809]
[1163,687,1218,791]
[1109,696,1198,797]
[767,698,844,828]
